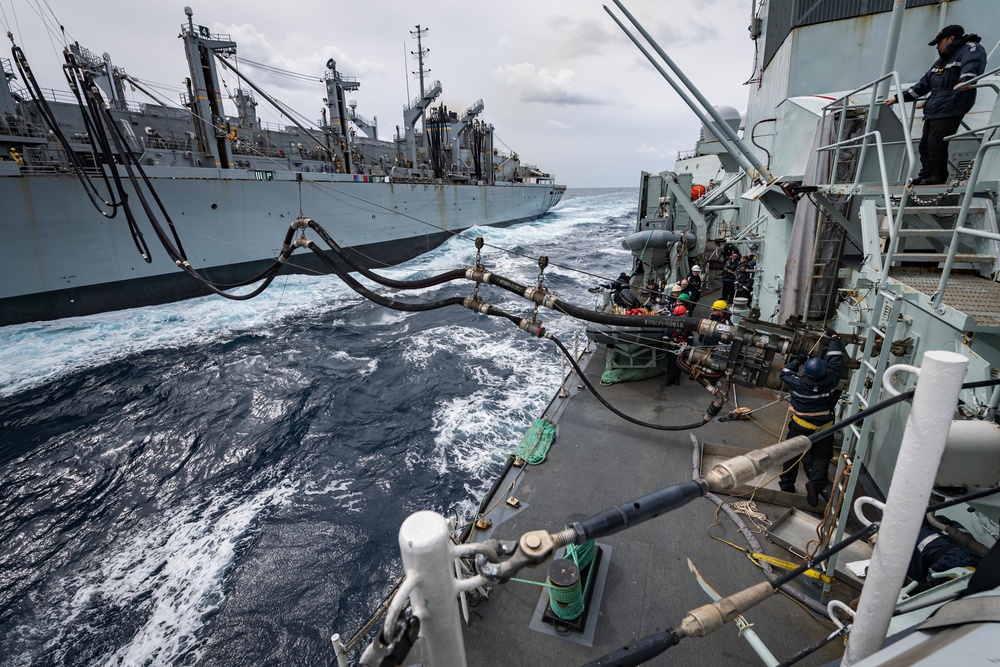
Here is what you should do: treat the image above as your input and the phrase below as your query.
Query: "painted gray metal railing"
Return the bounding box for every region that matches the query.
[932,138,1000,312]
[812,72,919,283]
[813,71,916,191]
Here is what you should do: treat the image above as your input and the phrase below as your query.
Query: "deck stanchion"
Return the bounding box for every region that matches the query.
[842,350,968,665]
[397,511,469,667]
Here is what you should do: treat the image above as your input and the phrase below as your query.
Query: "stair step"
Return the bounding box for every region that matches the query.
[876,205,986,215]
[884,252,995,264]
[877,229,958,238]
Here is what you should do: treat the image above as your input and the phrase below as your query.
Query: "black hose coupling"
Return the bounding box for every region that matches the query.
[292,214,312,230]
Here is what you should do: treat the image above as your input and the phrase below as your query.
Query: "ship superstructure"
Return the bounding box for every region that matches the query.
[0,8,563,326]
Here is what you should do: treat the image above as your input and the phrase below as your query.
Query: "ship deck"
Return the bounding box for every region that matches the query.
[891,268,1000,329]
[461,344,850,666]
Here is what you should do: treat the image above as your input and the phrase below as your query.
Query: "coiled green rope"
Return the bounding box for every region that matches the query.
[547,574,585,620]
[547,540,597,621]
[514,418,555,465]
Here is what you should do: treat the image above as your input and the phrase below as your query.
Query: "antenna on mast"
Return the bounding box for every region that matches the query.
[409,25,431,156]
[410,25,430,99]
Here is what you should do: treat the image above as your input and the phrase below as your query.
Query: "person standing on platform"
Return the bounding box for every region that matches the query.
[884,25,986,185]
[721,252,739,303]
[778,334,843,507]
[664,282,683,312]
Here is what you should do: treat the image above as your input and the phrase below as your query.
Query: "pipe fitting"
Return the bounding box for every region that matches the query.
[703,436,811,491]
[678,581,774,638]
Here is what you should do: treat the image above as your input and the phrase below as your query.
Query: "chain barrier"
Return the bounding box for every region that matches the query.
[894,159,976,207]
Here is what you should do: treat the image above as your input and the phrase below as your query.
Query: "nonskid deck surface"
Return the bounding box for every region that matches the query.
[891,269,1000,329]
[462,346,845,666]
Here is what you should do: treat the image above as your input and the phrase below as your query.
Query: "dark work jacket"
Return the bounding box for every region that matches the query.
[780,338,843,414]
[904,35,986,120]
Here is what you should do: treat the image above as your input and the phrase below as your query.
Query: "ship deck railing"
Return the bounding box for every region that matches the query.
[814,70,917,192]
[144,136,193,151]
[0,116,48,139]
[929,137,1000,311]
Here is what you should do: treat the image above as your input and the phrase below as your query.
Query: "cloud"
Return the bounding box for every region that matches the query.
[637,142,676,160]
[643,17,720,45]
[544,119,575,130]
[494,63,606,105]
[219,23,388,85]
[544,16,617,58]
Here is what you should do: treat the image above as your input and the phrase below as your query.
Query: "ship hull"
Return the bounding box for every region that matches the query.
[0,166,564,325]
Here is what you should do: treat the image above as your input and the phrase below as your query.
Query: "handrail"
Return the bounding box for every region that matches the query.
[813,71,916,190]
[815,130,899,272]
[955,64,1000,91]
[945,121,1000,143]
[931,138,1000,311]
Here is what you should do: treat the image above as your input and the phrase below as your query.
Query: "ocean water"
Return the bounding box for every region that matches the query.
[0,188,637,666]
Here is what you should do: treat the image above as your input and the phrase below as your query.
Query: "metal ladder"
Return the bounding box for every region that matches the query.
[820,287,907,596]
[803,210,847,323]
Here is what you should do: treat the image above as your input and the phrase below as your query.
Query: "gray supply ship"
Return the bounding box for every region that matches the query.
[0,8,564,327]
[325,1,1000,665]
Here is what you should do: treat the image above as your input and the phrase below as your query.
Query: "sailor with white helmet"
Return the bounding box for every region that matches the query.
[685,264,702,304]
[778,333,843,507]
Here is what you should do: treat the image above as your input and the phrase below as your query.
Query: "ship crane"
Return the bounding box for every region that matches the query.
[402,79,442,169]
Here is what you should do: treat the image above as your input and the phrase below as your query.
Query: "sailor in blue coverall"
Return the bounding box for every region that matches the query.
[778,334,843,507]
[884,24,987,185]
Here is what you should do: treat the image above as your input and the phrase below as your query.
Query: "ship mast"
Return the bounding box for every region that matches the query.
[410,25,430,166]
[179,6,236,169]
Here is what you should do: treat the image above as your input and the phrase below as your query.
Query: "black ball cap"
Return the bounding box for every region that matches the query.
[929,24,964,46]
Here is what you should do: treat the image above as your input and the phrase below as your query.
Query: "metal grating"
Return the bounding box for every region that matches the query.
[893,269,1000,329]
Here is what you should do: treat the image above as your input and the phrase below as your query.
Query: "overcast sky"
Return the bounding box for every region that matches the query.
[2,0,754,187]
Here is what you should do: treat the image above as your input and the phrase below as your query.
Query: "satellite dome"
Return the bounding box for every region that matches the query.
[348,97,358,109]
[703,105,742,140]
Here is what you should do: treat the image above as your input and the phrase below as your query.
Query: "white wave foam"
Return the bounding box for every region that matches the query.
[0,275,358,398]
[8,480,297,666]
[401,325,563,479]
[302,476,364,513]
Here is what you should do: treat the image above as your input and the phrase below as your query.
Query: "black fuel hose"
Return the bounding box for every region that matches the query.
[94,98,302,299]
[549,335,723,431]
[308,217,468,288]
[306,221,705,331]
[10,44,123,218]
[480,271,701,331]
[305,242,467,312]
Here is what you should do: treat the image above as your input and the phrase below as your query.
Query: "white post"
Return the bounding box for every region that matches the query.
[842,350,968,665]
[398,511,468,667]
[331,633,350,667]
